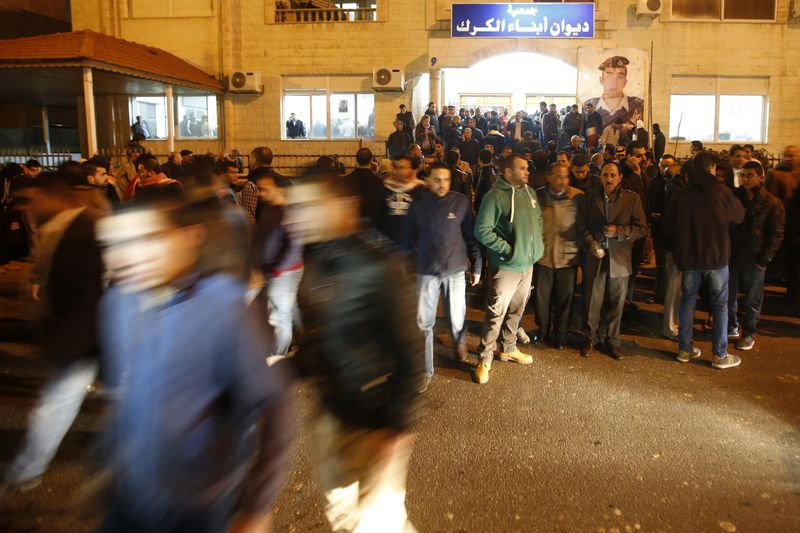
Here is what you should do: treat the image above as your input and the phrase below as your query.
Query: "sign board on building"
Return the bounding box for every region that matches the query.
[451,3,595,39]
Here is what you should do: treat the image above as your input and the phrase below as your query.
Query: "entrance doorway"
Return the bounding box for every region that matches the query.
[442,52,578,114]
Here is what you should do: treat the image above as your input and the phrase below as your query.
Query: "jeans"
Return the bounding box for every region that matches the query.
[584,257,628,347]
[533,264,576,338]
[4,359,98,483]
[417,272,467,378]
[679,267,729,357]
[267,267,304,356]
[477,267,533,364]
[729,259,766,337]
[662,252,681,337]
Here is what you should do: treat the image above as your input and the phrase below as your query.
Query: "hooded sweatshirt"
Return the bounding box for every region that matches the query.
[474,176,544,272]
[378,176,427,244]
[664,171,745,271]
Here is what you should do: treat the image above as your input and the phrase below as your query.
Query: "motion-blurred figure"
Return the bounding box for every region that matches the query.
[95,199,293,532]
[289,175,424,533]
[1,173,104,499]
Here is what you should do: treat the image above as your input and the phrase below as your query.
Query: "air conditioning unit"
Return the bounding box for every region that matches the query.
[228,71,262,93]
[372,67,404,92]
[637,0,663,16]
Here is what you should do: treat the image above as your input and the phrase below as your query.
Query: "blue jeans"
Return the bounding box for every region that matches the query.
[729,260,766,337]
[5,359,98,483]
[417,272,467,377]
[679,267,729,357]
[267,267,304,356]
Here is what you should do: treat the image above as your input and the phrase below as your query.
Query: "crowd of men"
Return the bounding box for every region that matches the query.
[386,100,659,164]
[0,124,798,529]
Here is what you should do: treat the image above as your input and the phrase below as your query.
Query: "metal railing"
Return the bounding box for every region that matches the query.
[275,7,377,23]
[0,150,76,170]
[0,148,387,178]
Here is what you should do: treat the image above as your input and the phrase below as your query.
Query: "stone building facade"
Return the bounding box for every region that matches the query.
[70,0,799,161]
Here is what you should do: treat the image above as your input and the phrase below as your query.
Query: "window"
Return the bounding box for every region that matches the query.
[525,95,578,114]
[671,0,776,21]
[128,0,214,18]
[718,95,764,142]
[176,95,218,139]
[459,94,512,111]
[668,76,768,143]
[669,95,716,142]
[283,86,374,140]
[129,97,167,139]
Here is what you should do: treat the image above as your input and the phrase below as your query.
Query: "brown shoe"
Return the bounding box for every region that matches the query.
[580,339,594,357]
[605,343,626,360]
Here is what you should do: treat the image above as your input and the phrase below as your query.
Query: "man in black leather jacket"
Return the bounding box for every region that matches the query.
[289,174,424,532]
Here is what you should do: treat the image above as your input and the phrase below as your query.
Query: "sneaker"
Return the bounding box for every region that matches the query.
[735,335,755,351]
[474,361,491,384]
[517,328,531,344]
[728,327,741,340]
[712,353,742,370]
[676,346,702,363]
[455,343,469,363]
[499,349,533,365]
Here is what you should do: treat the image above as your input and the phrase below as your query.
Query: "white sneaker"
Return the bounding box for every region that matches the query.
[676,346,701,363]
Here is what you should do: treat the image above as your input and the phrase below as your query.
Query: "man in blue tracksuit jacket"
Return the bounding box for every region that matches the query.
[404,163,482,391]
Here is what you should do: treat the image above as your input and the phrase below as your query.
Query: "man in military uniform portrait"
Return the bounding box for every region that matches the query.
[583,56,644,131]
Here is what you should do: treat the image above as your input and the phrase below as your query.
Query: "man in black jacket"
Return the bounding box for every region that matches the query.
[285,112,306,139]
[1,173,103,499]
[290,175,423,532]
[387,120,413,159]
[663,153,745,369]
[344,148,384,227]
[728,161,785,351]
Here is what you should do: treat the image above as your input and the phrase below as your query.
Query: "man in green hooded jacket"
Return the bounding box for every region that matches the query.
[473,153,544,384]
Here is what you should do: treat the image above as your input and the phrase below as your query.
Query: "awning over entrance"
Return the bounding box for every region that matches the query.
[0,30,224,155]
[0,30,223,94]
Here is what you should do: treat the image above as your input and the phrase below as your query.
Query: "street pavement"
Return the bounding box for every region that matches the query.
[0,262,798,532]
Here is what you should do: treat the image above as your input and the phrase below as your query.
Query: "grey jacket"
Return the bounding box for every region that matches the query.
[536,186,584,269]
[577,187,648,279]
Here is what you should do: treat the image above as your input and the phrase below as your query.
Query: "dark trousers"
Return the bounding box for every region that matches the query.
[626,238,645,302]
[534,264,576,338]
[584,257,629,347]
[729,259,766,337]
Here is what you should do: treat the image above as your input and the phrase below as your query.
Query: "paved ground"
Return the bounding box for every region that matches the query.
[0,261,799,532]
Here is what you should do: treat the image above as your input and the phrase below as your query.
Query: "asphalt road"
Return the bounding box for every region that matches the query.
[0,263,798,532]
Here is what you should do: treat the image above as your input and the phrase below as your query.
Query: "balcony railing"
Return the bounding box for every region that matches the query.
[275,7,377,23]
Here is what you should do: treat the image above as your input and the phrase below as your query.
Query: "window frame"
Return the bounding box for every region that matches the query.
[129,95,168,140]
[668,88,768,144]
[669,0,778,23]
[282,88,375,141]
[174,94,219,141]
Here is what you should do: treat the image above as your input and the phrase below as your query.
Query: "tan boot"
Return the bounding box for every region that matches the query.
[499,349,533,365]
[474,361,491,384]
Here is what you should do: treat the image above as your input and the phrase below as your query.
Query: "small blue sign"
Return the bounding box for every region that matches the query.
[452,3,595,39]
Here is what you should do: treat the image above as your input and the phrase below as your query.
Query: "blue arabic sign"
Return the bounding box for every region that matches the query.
[452,3,595,39]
